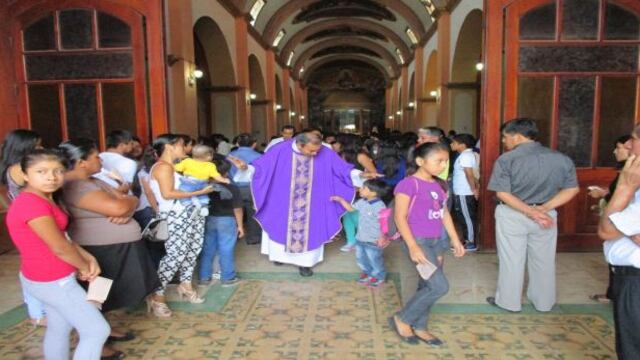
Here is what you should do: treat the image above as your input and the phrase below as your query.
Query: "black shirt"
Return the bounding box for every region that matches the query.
[207,183,242,217]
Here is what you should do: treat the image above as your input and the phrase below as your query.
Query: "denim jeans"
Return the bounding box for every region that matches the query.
[355,241,386,280]
[20,273,110,360]
[342,210,359,246]
[178,177,210,207]
[397,237,450,331]
[199,216,238,281]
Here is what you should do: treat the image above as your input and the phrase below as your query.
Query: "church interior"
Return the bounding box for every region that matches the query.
[0,0,638,358]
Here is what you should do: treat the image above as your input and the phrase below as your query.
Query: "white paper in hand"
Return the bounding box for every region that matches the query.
[86,276,113,303]
[416,260,438,280]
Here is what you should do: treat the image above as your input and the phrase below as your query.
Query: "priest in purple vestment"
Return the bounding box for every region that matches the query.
[251,132,362,276]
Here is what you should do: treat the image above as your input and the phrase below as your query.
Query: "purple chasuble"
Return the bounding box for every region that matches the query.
[251,140,355,252]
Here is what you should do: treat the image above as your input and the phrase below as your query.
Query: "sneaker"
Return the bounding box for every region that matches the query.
[340,244,355,252]
[357,273,370,284]
[368,277,384,288]
[464,242,478,252]
[221,277,240,287]
[212,272,221,280]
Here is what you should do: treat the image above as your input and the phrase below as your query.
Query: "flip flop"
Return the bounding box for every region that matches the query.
[387,316,418,344]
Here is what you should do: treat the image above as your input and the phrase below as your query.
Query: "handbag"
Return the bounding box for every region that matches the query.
[141,217,169,242]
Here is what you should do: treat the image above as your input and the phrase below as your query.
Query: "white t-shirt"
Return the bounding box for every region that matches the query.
[136,169,151,211]
[99,152,137,184]
[604,190,640,268]
[452,149,477,196]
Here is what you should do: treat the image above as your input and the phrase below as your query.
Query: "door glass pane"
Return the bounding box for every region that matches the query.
[23,14,55,51]
[519,46,638,72]
[102,83,137,135]
[598,77,637,167]
[64,84,98,141]
[520,4,556,40]
[558,77,595,167]
[605,2,640,40]
[59,9,93,49]
[562,0,599,40]
[25,53,133,80]
[517,77,553,147]
[28,85,62,147]
[98,12,132,48]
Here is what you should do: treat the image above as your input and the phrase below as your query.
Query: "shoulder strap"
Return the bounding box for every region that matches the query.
[407,176,419,214]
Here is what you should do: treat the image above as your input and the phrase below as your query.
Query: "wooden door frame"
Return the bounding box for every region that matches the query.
[481,0,640,251]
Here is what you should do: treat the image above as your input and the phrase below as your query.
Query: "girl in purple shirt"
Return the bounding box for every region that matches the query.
[389,142,465,347]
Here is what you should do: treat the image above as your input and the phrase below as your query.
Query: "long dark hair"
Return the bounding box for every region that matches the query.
[377,140,403,178]
[0,129,41,184]
[20,148,68,204]
[152,134,182,158]
[58,138,98,170]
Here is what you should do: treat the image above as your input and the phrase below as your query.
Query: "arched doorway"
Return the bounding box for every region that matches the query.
[248,54,267,143]
[275,74,285,131]
[451,9,483,135]
[408,72,415,130]
[193,16,236,138]
[423,50,439,128]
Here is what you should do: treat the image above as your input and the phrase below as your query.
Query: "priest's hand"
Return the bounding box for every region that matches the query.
[359,172,384,179]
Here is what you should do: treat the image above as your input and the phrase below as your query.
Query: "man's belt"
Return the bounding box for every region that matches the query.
[497,200,545,206]
[611,265,640,276]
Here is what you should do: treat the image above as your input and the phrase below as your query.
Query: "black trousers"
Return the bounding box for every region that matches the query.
[611,266,640,359]
[452,194,478,244]
[238,186,262,244]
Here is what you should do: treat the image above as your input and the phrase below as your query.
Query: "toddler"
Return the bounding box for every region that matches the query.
[331,179,391,287]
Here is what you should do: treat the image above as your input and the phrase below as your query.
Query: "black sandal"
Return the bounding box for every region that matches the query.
[107,332,135,343]
[387,316,418,344]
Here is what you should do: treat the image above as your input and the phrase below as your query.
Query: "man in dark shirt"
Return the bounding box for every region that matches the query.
[487,118,579,312]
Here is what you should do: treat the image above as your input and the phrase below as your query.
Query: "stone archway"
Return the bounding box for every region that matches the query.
[450,9,483,135]
[193,16,237,138]
[423,50,439,127]
[249,54,267,143]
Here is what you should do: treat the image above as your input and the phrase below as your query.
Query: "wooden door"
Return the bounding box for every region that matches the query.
[502,0,640,250]
[13,1,149,149]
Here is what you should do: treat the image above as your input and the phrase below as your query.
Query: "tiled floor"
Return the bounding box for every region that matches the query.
[0,238,612,313]
[0,239,614,359]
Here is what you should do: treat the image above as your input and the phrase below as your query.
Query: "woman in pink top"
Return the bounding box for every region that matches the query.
[6,149,109,360]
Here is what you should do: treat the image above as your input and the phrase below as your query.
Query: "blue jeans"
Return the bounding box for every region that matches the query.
[20,272,110,360]
[342,210,359,246]
[355,241,386,280]
[178,177,209,207]
[397,237,450,331]
[199,216,237,281]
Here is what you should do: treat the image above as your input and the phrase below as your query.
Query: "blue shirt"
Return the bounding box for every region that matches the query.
[229,147,262,187]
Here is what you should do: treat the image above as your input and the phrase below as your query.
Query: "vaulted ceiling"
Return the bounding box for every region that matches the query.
[238,0,455,86]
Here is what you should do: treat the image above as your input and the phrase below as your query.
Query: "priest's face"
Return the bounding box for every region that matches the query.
[300,143,322,157]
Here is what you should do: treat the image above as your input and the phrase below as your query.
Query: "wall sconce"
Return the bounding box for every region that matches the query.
[408,102,415,108]
[187,69,204,86]
[388,115,393,120]
[276,104,282,110]
[475,62,484,71]
[250,93,257,100]
[429,90,438,97]
[396,111,402,116]
[300,115,305,120]
[290,111,296,116]
[168,54,203,87]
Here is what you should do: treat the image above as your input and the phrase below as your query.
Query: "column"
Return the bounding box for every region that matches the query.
[265,50,277,138]
[413,45,425,131]
[437,11,451,131]
[234,16,250,133]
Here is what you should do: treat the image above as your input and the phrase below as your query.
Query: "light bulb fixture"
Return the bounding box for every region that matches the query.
[250,93,257,100]
[396,111,402,115]
[429,90,438,97]
[193,69,204,79]
[475,62,484,71]
[300,115,305,120]
[388,115,393,120]
[290,111,296,116]
[408,102,415,108]
[276,104,282,110]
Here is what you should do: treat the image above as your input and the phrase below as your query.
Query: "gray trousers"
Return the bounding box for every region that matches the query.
[495,204,557,312]
[20,272,110,360]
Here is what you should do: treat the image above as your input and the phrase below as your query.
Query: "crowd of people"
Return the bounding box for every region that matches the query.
[1,118,638,359]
